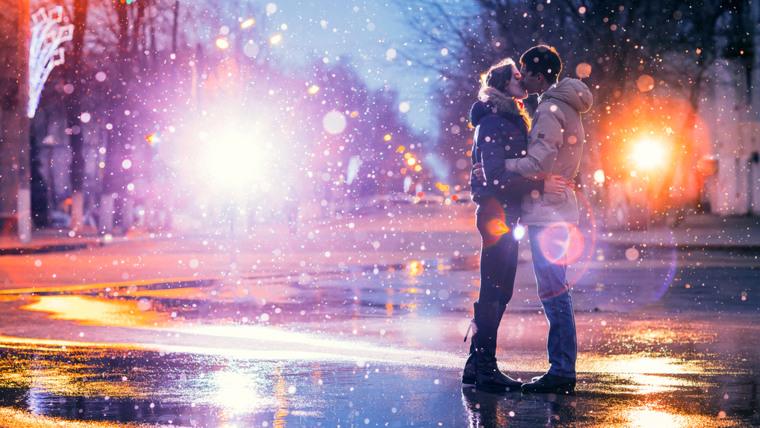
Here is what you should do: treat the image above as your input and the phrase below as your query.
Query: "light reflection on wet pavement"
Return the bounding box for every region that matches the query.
[0,254,758,426]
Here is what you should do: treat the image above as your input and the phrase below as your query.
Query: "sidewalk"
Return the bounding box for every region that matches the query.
[0,229,103,255]
[597,213,760,251]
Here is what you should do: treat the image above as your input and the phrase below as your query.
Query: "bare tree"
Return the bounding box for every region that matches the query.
[399,0,752,222]
[65,0,89,231]
[394,1,496,184]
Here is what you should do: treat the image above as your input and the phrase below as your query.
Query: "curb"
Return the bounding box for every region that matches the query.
[0,240,103,256]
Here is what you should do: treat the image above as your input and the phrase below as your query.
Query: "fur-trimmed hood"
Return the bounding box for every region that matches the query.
[470,88,530,130]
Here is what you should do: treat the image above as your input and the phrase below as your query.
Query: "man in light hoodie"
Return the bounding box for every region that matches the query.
[475,45,593,394]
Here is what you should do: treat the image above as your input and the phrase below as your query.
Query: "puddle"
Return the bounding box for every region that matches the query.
[0,342,756,427]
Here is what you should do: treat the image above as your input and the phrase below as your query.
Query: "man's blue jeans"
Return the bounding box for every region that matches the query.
[528,225,577,378]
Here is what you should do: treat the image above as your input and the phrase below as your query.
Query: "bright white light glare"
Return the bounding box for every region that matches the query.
[386,48,397,61]
[632,138,667,171]
[398,101,410,113]
[513,224,526,240]
[266,3,278,15]
[212,370,267,414]
[202,127,267,189]
[80,112,91,123]
[121,159,132,170]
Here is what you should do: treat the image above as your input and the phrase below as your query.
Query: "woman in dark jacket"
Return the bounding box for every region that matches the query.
[463,58,568,392]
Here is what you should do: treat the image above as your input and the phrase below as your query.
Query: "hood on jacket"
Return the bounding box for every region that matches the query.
[540,78,593,114]
[469,100,492,128]
[470,88,528,127]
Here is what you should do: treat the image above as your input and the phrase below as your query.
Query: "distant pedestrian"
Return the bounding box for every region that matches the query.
[463,57,570,393]
[474,45,593,394]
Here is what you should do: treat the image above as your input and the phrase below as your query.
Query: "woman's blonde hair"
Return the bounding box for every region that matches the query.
[478,58,516,102]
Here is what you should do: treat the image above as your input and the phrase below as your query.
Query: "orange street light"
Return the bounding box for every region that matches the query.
[631,137,669,172]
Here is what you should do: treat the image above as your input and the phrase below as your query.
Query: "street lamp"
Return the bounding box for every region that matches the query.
[629,136,672,249]
[631,137,669,172]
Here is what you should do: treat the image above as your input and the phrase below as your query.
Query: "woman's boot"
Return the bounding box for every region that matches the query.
[461,340,477,387]
[472,301,521,393]
[462,302,506,386]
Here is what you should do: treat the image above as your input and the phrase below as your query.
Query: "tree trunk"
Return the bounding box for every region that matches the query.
[101,1,133,234]
[67,0,89,233]
[0,1,32,242]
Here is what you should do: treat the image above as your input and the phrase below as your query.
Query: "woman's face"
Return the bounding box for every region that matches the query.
[505,66,528,100]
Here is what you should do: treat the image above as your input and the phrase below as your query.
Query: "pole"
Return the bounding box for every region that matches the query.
[172,0,179,55]
[0,1,32,242]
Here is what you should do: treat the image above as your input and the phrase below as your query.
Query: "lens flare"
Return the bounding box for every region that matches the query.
[486,219,511,236]
[538,222,585,266]
[477,200,508,248]
[512,223,526,240]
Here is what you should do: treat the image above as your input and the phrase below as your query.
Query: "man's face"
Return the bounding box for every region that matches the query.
[519,64,540,95]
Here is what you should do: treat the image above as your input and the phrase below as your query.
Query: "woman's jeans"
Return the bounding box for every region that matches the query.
[528,225,577,378]
[476,212,520,305]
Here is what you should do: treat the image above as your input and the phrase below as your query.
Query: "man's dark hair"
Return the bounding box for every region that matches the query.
[520,45,562,84]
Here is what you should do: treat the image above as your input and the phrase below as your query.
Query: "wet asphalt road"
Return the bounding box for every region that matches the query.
[0,206,758,427]
[0,243,758,427]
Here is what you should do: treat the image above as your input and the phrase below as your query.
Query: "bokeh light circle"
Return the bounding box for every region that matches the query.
[538,222,585,266]
[323,110,347,135]
[575,62,592,79]
[636,74,655,92]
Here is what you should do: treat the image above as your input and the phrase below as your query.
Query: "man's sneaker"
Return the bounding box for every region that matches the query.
[521,373,575,394]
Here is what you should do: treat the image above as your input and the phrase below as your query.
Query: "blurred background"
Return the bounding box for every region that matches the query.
[1,0,757,239]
